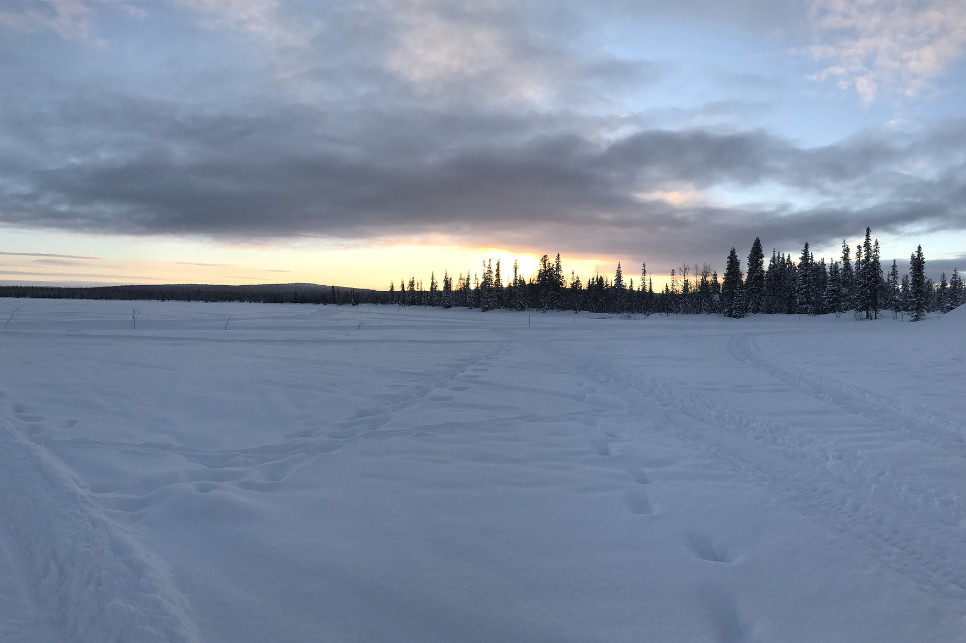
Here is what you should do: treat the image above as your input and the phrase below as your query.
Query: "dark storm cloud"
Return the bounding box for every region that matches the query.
[0,0,964,271]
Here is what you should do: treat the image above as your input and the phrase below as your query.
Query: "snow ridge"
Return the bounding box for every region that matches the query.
[0,419,200,643]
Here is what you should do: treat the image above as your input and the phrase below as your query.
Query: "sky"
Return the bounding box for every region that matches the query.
[1,0,965,289]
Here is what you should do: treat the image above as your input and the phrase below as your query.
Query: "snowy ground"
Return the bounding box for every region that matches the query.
[1,298,965,642]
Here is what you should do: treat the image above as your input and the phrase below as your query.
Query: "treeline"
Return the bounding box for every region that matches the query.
[390,227,964,320]
[0,283,385,305]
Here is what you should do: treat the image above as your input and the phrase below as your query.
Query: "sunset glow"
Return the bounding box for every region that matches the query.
[1,1,964,287]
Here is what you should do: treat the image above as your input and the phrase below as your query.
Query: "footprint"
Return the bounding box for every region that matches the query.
[632,470,652,485]
[695,588,756,643]
[686,532,735,564]
[593,441,612,457]
[622,491,655,515]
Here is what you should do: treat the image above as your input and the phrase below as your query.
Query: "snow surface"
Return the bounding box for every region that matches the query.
[1,298,965,642]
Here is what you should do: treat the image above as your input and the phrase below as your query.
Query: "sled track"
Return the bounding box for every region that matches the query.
[552,339,966,602]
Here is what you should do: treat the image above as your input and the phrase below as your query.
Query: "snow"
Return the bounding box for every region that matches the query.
[1,298,965,642]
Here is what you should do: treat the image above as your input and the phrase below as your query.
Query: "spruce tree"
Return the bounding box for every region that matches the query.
[569,272,582,313]
[441,271,453,308]
[480,260,496,311]
[938,273,951,313]
[900,273,910,312]
[746,237,765,314]
[722,248,744,318]
[429,272,439,306]
[795,243,813,314]
[826,260,843,315]
[857,227,874,318]
[640,263,649,315]
[612,262,627,313]
[510,260,521,310]
[812,258,828,314]
[710,271,721,314]
[910,245,927,321]
[764,249,780,313]
[950,269,964,309]
[887,260,900,317]
[869,237,883,318]
[840,241,854,312]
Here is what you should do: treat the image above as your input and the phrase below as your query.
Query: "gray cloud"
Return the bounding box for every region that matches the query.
[0,0,964,275]
[2,82,965,269]
[0,251,102,259]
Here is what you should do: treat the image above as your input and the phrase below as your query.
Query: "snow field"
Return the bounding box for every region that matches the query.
[1,299,964,642]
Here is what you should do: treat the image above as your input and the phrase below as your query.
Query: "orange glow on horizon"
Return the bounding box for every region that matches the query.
[1,227,682,292]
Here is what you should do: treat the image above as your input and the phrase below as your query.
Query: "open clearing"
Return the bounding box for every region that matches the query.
[1,299,965,642]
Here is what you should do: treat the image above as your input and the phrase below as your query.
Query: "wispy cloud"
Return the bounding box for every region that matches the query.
[0,251,103,260]
[31,258,90,266]
[0,0,94,39]
[806,0,966,102]
[177,0,311,48]
[0,0,142,41]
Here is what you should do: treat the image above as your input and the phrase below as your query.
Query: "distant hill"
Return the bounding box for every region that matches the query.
[0,283,386,305]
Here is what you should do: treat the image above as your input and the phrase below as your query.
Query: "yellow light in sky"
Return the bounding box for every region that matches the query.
[1,227,631,291]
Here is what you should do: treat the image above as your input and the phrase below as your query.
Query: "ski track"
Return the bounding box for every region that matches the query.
[550,333,966,603]
[0,396,201,643]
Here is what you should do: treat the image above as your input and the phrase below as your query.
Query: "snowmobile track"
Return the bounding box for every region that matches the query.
[553,338,966,602]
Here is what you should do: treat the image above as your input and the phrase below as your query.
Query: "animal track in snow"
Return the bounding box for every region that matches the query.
[696,588,758,643]
[622,491,655,515]
[632,470,652,485]
[686,531,736,564]
[592,440,612,457]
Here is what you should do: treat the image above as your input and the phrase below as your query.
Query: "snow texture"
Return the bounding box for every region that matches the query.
[1,299,964,642]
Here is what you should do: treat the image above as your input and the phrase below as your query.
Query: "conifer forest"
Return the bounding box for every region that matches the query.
[390,227,964,321]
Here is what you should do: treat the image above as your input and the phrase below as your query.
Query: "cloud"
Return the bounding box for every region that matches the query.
[2,73,963,270]
[0,251,102,260]
[0,0,143,40]
[0,0,95,39]
[177,0,310,49]
[1,0,964,275]
[806,0,966,102]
